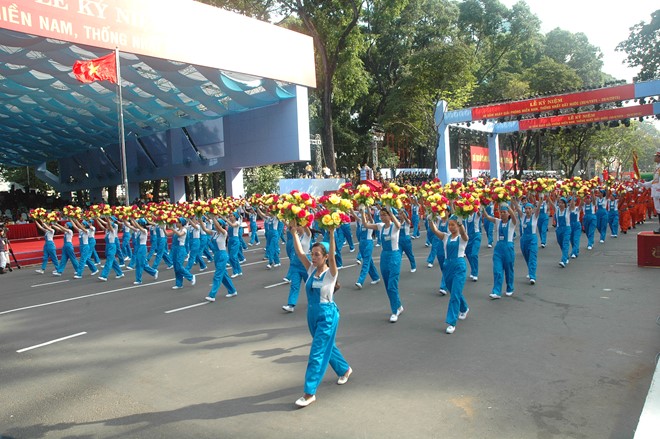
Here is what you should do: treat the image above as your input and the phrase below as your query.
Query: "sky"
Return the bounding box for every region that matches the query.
[499,0,658,82]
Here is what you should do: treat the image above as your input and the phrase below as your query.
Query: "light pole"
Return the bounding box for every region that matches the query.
[310,134,322,175]
[370,127,384,170]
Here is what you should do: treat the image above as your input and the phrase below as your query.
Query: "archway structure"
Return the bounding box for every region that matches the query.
[0,0,315,202]
[434,80,660,183]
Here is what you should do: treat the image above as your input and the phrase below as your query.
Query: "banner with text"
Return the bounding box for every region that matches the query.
[471,146,514,171]
[518,104,654,131]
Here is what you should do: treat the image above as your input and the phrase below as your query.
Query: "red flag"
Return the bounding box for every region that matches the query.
[72,52,117,84]
[632,150,641,180]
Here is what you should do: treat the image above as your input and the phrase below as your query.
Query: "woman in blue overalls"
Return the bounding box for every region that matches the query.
[463,209,482,281]
[96,216,124,281]
[595,189,608,243]
[428,215,469,334]
[52,222,79,276]
[537,195,549,248]
[282,222,312,312]
[88,220,101,264]
[168,217,196,289]
[72,219,97,278]
[185,219,208,272]
[257,207,281,269]
[397,209,417,273]
[552,195,573,268]
[411,197,421,238]
[483,201,518,299]
[607,192,619,238]
[582,194,597,250]
[354,208,380,289]
[483,201,494,248]
[149,221,173,271]
[362,206,404,322]
[34,218,59,274]
[124,218,159,285]
[426,215,449,295]
[247,207,260,246]
[515,199,540,285]
[569,198,582,259]
[120,222,131,262]
[201,215,237,301]
[291,227,351,408]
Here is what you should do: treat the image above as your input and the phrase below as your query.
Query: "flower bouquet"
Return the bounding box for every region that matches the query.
[62,205,83,220]
[443,181,463,201]
[314,208,351,231]
[29,207,48,221]
[491,186,511,204]
[379,182,407,209]
[453,192,481,219]
[276,191,316,227]
[423,192,449,220]
[504,179,524,199]
[352,184,375,210]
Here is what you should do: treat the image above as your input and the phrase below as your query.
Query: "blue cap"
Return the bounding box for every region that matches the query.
[65,222,72,228]
[319,241,330,254]
[524,203,534,209]
[559,197,568,204]
[448,214,459,221]
[179,217,187,226]
[82,220,89,227]
[137,218,147,226]
[233,212,240,219]
[499,203,509,211]
[391,208,398,215]
[110,216,118,222]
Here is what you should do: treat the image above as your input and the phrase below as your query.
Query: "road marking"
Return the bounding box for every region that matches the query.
[265,281,288,289]
[31,280,70,288]
[165,302,209,314]
[17,332,87,353]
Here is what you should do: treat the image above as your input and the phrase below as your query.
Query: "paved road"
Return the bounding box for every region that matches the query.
[1,223,658,439]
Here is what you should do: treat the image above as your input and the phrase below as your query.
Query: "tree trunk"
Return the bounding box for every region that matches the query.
[107,186,118,205]
[212,172,221,198]
[322,83,337,174]
[194,174,201,200]
[152,179,161,202]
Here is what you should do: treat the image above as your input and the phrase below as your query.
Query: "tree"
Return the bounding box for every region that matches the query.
[590,122,660,175]
[545,127,598,177]
[244,165,283,196]
[616,10,660,81]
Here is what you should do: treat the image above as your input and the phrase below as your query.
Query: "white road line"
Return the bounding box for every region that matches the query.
[17,332,87,353]
[164,302,209,314]
[31,280,70,288]
[264,281,288,289]
[341,263,358,269]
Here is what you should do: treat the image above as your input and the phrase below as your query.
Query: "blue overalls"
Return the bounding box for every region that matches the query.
[207,230,236,299]
[146,225,158,260]
[88,224,101,264]
[339,222,355,252]
[570,208,581,258]
[483,204,494,247]
[520,214,538,281]
[100,224,123,278]
[227,224,242,275]
[464,212,482,278]
[379,224,403,315]
[264,217,281,266]
[596,197,608,242]
[492,219,515,297]
[443,235,468,326]
[411,204,420,238]
[75,229,97,277]
[582,202,596,248]
[285,231,310,307]
[248,212,260,245]
[555,206,571,265]
[537,201,549,246]
[172,228,194,287]
[398,221,416,271]
[120,224,131,260]
[607,199,619,237]
[55,228,79,274]
[40,229,59,271]
[151,225,173,270]
[134,229,158,283]
[303,268,350,396]
[356,221,380,285]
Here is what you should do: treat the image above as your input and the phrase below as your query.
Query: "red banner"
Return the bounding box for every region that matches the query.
[471,146,514,171]
[518,104,654,131]
[471,85,635,120]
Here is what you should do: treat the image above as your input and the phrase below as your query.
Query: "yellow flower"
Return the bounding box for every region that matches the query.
[331,211,341,224]
[329,194,341,205]
[322,215,333,226]
[291,205,301,215]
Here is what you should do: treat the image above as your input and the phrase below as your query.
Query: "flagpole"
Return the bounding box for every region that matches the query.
[115,47,130,207]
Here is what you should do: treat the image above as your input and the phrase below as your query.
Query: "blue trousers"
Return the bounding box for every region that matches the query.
[41,241,59,271]
[583,214,596,248]
[380,250,402,314]
[57,242,79,274]
[339,223,354,251]
[537,214,549,245]
[520,234,538,280]
[556,226,570,264]
[249,221,260,245]
[465,234,481,277]
[134,244,158,283]
[75,244,97,276]
[608,211,619,236]
[571,223,581,257]
[484,221,494,246]
[100,242,123,278]
[444,258,468,326]
[356,240,380,285]
[89,237,101,264]
[185,238,207,271]
[304,302,350,395]
[596,211,608,241]
[399,237,416,270]
[286,260,309,306]
[492,241,515,296]
[412,215,420,237]
[227,237,242,274]
[207,251,236,298]
[151,237,173,270]
[172,244,194,287]
[265,230,280,265]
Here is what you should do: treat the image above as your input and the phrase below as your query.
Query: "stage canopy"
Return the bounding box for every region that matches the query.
[0,28,297,167]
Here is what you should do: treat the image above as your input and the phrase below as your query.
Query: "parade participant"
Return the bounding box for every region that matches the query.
[146,221,158,261]
[199,216,214,261]
[168,217,196,289]
[291,226,351,408]
[515,199,540,285]
[397,208,417,273]
[551,194,574,268]
[582,193,597,250]
[257,206,282,269]
[411,197,421,238]
[338,216,355,253]
[482,201,518,299]
[149,221,173,271]
[595,189,608,243]
[569,197,582,259]
[96,216,124,281]
[618,191,632,234]
[0,228,9,274]
[641,149,660,234]
[201,215,237,301]
[118,222,131,262]
[483,200,494,248]
[88,220,101,265]
[428,214,469,334]
[354,208,380,289]
[34,218,59,274]
[247,207,260,246]
[124,218,159,285]
[426,214,449,295]
[463,208,482,281]
[184,218,208,272]
[72,219,98,279]
[607,192,619,238]
[537,194,550,248]
[282,221,312,312]
[362,205,404,322]
[51,221,79,276]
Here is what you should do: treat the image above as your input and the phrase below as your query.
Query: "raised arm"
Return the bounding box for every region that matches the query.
[482,206,496,223]
[327,226,338,277]
[428,218,446,240]
[388,206,401,229]
[290,220,312,272]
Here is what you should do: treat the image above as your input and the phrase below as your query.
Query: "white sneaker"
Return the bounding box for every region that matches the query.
[530,279,536,285]
[446,325,455,334]
[225,292,237,298]
[295,395,316,407]
[282,305,295,312]
[570,254,576,259]
[133,281,142,285]
[154,270,159,280]
[73,275,82,279]
[427,263,433,268]
[98,277,108,282]
[526,274,530,279]
[439,289,448,296]
[559,261,565,268]
[191,275,196,285]
[458,308,469,320]
[396,306,404,316]
[356,259,362,265]
[52,271,61,276]
[349,248,355,253]
[505,291,514,297]
[587,246,593,250]
[411,268,417,273]
[487,244,492,248]
[35,269,44,274]
[370,279,381,285]
[337,367,352,385]
[205,296,215,302]
[91,270,99,275]
[266,264,272,269]
[199,267,207,272]
[541,244,546,248]
[283,277,291,283]
[599,240,604,243]
[230,273,242,278]
[355,282,362,289]
[489,293,501,300]
[124,266,134,271]
[471,276,478,282]
[172,285,182,289]
[389,314,398,323]
[116,273,124,279]
[424,243,430,247]
[612,235,618,238]
[273,263,281,267]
